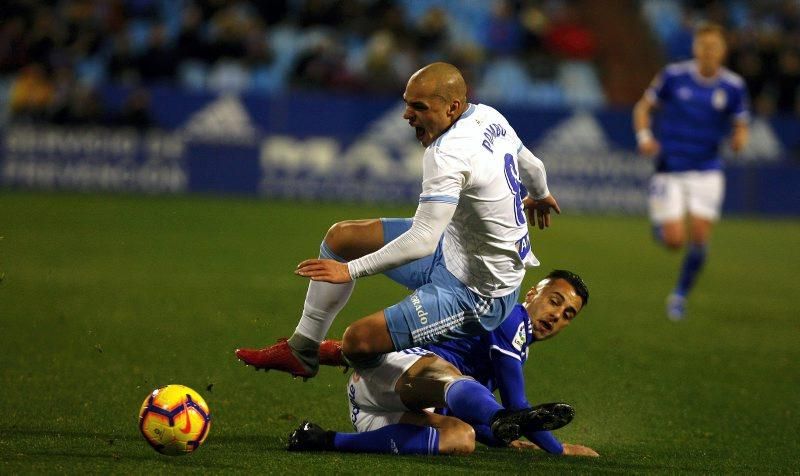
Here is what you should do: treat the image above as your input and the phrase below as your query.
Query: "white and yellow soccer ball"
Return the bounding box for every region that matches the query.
[138,384,211,455]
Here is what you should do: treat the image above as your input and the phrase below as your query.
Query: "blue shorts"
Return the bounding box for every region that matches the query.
[379,218,520,350]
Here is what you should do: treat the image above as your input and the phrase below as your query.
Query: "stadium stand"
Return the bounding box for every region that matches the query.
[1,0,798,123]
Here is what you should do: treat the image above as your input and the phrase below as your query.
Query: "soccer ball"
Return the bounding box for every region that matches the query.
[138,384,212,456]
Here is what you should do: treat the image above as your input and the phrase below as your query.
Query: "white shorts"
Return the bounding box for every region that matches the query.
[346,349,429,432]
[648,170,725,223]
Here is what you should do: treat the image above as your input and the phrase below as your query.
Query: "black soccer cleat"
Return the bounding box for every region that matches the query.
[490,402,575,445]
[286,421,335,452]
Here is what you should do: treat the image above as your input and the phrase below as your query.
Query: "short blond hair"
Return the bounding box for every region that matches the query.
[694,22,725,39]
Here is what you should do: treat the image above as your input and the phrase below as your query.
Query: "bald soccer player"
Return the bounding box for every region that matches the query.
[236,62,560,387]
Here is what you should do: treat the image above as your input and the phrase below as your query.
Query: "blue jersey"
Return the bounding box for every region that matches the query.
[425,304,533,402]
[646,60,749,173]
[419,304,564,453]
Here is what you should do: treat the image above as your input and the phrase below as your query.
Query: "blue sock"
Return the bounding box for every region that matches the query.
[332,424,439,455]
[445,378,503,426]
[675,243,707,297]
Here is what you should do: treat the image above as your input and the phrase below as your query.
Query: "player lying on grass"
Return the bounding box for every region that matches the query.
[285,271,598,457]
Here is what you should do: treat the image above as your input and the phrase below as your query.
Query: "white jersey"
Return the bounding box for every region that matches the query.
[420,103,541,297]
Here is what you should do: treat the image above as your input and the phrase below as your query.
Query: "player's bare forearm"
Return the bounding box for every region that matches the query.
[731,122,749,152]
[632,98,652,132]
[633,98,660,156]
[295,258,352,283]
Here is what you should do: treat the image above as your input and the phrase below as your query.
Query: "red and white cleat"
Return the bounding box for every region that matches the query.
[235,338,317,379]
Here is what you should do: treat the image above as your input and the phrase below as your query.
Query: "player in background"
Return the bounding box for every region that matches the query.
[633,23,749,320]
[236,62,560,377]
[285,270,598,457]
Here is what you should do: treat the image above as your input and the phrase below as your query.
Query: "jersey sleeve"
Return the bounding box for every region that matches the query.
[487,305,533,410]
[419,146,469,205]
[728,83,751,123]
[645,68,671,105]
[491,351,530,410]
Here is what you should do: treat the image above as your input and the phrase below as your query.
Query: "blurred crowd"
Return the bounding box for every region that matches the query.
[1,0,798,128]
[1,0,601,126]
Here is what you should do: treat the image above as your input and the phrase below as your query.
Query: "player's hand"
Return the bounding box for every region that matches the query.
[731,125,748,152]
[295,259,352,283]
[561,443,600,457]
[524,194,560,230]
[508,440,539,450]
[638,137,660,157]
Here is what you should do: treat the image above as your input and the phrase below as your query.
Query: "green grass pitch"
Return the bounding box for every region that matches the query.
[0,191,798,473]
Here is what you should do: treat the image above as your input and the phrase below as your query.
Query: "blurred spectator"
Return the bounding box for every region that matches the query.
[207,6,249,63]
[115,87,154,130]
[26,8,64,67]
[176,3,210,64]
[295,0,342,29]
[0,16,30,74]
[543,1,597,60]
[414,7,451,55]
[361,30,414,93]
[51,83,105,125]
[108,32,140,85]
[9,63,54,121]
[776,48,800,114]
[665,11,695,61]
[485,0,523,57]
[137,24,178,83]
[291,34,353,90]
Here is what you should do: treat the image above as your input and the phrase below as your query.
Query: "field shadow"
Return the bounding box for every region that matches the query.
[1,426,244,470]
[0,426,140,443]
[461,449,707,473]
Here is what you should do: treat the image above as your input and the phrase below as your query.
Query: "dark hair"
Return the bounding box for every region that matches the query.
[546,269,589,307]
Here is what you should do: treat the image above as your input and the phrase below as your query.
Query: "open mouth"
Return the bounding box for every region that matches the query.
[538,320,553,333]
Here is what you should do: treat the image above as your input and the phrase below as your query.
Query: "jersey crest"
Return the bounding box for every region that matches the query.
[712,88,727,110]
[512,322,527,351]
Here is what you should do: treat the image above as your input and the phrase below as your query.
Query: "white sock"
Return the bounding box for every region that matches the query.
[293,243,355,343]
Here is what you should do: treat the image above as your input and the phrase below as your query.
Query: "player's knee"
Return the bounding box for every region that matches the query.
[661,229,684,250]
[438,419,475,455]
[663,236,684,250]
[341,323,374,360]
[323,221,354,257]
[324,220,379,261]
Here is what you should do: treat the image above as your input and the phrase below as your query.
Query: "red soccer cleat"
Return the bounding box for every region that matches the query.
[318,339,345,368]
[235,338,317,379]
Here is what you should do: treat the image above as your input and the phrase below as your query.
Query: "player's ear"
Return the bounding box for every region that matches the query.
[448,99,460,117]
[524,286,539,304]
